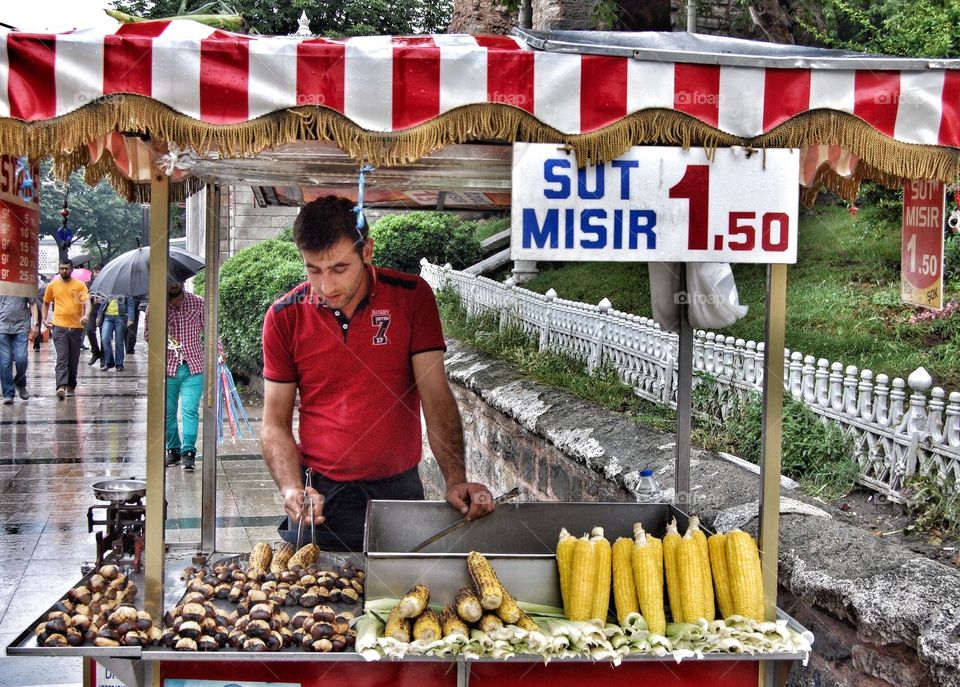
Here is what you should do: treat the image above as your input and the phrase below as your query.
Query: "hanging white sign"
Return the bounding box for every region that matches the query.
[510,144,799,264]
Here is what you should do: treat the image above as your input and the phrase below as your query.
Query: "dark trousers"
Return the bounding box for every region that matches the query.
[52,326,83,389]
[85,312,100,357]
[278,465,424,552]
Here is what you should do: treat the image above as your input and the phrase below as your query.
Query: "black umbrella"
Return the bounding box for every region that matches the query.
[90,246,205,298]
[68,253,95,267]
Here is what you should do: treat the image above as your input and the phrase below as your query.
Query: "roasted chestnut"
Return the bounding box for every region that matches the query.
[178,620,202,640]
[245,619,271,639]
[94,636,120,647]
[310,622,333,641]
[242,637,266,652]
[43,633,68,647]
[311,638,333,653]
[175,637,198,651]
[197,635,220,651]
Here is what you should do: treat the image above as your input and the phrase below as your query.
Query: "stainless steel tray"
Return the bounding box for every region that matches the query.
[6,566,145,658]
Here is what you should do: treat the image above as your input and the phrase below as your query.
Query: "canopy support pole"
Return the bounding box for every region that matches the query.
[144,171,171,623]
[758,263,787,686]
[675,264,692,506]
[200,185,221,552]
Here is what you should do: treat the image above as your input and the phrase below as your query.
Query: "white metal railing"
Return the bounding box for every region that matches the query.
[422,260,960,501]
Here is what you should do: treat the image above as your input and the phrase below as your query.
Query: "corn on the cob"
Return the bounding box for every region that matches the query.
[567,534,596,621]
[467,551,503,610]
[478,613,503,633]
[269,543,295,573]
[708,533,735,618]
[412,608,442,641]
[384,604,411,642]
[590,527,612,622]
[662,518,684,624]
[631,525,665,635]
[454,587,483,623]
[555,528,576,616]
[725,529,764,620]
[677,530,711,623]
[494,585,522,624]
[287,543,320,570]
[611,536,639,625]
[514,610,540,632]
[398,584,430,619]
[248,542,273,573]
[439,605,470,638]
[686,516,715,621]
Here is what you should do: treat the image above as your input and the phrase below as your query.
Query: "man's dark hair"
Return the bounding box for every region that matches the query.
[293,196,367,254]
[59,258,73,268]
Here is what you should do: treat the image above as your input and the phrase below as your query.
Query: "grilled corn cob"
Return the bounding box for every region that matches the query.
[708,533,735,618]
[662,518,684,623]
[631,524,665,635]
[270,543,295,573]
[556,528,576,616]
[567,534,596,621]
[514,610,540,633]
[412,608,442,641]
[467,551,503,610]
[611,536,639,625]
[725,529,764,620]
[287,543,320,570]
[478,613,504,633]
[677,529,710,622]
[590,527,612,622]
[384,604,411,642]
[247,542,272,577]
[398,584,430,619]
[439,605,470,638]
[454,587,483,623]
[686,516,715,621]
[494,585,522,624]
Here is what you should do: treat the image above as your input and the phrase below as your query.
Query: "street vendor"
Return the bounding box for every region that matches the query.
[260,196,495,551]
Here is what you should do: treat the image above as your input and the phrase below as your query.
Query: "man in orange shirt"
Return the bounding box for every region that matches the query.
[42,259,92,400]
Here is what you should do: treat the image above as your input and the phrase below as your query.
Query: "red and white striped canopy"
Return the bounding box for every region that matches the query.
[2,20,960,198]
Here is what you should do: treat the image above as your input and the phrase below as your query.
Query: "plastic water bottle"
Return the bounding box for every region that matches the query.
[635,469,663,503]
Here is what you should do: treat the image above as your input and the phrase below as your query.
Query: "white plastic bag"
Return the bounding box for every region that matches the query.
[685,262,748,329]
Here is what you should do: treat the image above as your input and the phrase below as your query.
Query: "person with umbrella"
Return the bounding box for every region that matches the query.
[42,258,92,399]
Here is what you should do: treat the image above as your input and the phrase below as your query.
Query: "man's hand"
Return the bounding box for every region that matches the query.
[446,482,495,521]
[283,486,326,525]
[79,314,89,326]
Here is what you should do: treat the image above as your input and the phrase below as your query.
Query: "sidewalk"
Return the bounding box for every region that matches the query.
[0,334,277,686]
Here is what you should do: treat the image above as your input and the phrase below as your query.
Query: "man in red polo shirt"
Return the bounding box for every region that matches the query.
[261,196,494,550]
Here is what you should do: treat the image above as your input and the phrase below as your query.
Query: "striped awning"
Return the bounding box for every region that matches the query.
[2,20,960,200]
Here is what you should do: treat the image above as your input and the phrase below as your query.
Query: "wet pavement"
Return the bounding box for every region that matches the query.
[0,330,278,686]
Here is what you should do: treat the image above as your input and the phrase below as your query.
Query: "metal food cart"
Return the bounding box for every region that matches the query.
[4,20,960,687]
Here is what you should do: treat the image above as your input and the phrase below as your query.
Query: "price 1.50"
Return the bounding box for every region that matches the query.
[905,234,939,277]
[669,164,791,253]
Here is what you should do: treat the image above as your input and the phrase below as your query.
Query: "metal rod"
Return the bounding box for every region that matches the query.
[520,0,532,30]
[200,184,221,552]
[687,0,697,32]
[675,263,693,507]
[144,171,170,622]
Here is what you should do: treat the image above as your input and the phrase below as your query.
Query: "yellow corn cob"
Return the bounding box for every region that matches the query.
[467,551,503,610]
[385,604,412,642]
[611,536,639,625]
[631,525,665,635]
[269,543,295,573]
[287,543,320,570]
[248,542,273,573]
[590,527,612,622]
[567,534,596,621]
[514,610,540,632]
[478,613,503,634]
[398,584,430,619]
[725,529,765,620]
[677,530,710,623]
[494,585,522,624]
[412,608,442,641]
[662,517,684,624]
[555,528,576,616]
[686,516,715,621]
[708,533,735,619]
[454,587,483,623]
[439,605,470,638]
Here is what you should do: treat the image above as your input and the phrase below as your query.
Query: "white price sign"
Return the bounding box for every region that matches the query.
[510,144,799,263]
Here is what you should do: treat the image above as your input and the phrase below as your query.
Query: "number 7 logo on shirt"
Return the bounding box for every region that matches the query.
[371,311,391,345]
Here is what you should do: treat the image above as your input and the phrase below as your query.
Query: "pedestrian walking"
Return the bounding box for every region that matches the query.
[97,296,128,371]
[33,277,48,352]
[42,259,92,399]
[0,294,36,404]
[84,264,103,365]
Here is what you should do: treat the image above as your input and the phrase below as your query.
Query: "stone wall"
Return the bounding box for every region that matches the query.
[420,339,960,687]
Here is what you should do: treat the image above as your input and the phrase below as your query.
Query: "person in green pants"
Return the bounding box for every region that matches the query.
[146,279,214,472]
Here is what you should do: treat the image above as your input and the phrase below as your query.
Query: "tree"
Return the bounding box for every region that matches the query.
[108,0,453,35]
[39,161,159,264]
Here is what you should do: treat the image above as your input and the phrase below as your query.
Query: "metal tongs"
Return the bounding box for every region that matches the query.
[410,487,521,552]
[296,471,317,546]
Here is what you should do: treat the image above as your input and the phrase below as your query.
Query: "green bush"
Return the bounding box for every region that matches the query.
[371,212,480,273]
[215,237,306,377]
[945,234,960,284]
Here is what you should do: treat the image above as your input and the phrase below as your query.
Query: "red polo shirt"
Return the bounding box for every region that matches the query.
[262,267,446,481]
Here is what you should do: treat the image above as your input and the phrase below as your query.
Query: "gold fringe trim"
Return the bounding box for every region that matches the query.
[2,96,958,200]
